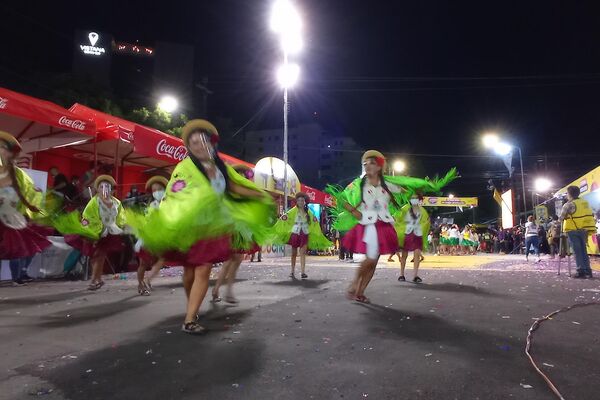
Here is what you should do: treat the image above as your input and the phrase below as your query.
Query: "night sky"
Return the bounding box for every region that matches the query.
[1,0,599,220]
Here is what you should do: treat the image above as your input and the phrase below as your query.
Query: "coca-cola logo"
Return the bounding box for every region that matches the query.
[324,196,334,206]
[156,139,188,161]
[306,190,316,200]
[0,97,7,109]
[59,116,86,131]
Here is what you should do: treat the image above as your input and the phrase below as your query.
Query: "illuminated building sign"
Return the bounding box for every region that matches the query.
[115,42,155,57]
[80,32,106,56]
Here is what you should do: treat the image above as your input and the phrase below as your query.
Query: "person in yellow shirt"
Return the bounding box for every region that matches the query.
[559,185,595,278]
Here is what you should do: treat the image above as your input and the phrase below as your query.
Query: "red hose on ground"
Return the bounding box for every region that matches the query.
[525,302,600,400]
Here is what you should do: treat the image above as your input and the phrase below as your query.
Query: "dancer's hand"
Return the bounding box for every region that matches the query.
[351,209,362,220]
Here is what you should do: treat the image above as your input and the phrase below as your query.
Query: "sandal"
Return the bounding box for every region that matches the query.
[138,283,150,296]
[397,276,406,282]
[145,279,153,291]
[355,295,370,304]
[211,293,222,303]
[301,273,308,279]
[87,281,102,291]
[181,321,206,335]
[346,290,357,301]
[413,276,423,284]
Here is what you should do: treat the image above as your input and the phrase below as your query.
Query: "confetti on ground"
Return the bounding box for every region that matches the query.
[572,321,581,325]
[520,383,533,389]
[542,363,555,368]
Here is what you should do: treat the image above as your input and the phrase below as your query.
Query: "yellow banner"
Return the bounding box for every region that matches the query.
[556,165,600,197]
[422,196,478,207]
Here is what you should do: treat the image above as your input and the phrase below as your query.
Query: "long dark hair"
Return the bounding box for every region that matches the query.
[1,141,39,213]
[358,168,400,209]
[296,197,310,223]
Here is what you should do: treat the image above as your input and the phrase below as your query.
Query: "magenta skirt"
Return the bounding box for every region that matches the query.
[288,233,309,248]
[64,234,125,257]
[235,242,261,255]
[0,222,52,259]
[163,235,232,267]
[402,233,423,251]
[342,220,399,256]
[137,248,159,266]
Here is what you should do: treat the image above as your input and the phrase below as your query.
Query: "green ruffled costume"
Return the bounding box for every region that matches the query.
[326,168,458,235]
[125,157,275,255]
[53,196,126,240]
[15,167,44,220]
[394,204,431,251]
[270,206,332,250]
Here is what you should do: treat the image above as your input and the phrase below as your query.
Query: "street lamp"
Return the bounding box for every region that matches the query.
[157,96,178,113]
[534,177,552,193]
[392,160,406,176]
[481,133,527,216]
[271,0,302,212]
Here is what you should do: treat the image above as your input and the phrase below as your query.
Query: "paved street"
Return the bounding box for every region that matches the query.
[1,255,599,400]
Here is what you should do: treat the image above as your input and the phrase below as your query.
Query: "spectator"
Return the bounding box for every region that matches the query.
[538,224,550,254]
[431,226,441,255]
[548,215,561,259]
[560,185,595,278]
[524,217,540,261]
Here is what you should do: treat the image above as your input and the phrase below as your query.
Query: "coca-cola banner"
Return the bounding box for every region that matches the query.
[0,87,96,136]
[134,125,188,164]
[301,184,335,207]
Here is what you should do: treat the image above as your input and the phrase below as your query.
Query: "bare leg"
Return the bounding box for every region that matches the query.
[300,245,307,275]
[145,258,164,287]
[184,265,212,324]
[400,250,409,277]
[413,249,422,278]
[290,247,298,276]
[212,259,230,300]
[356,258,378,297]
[225,254,243,300]
[183,267,194,300]
[90,252,105,285]
[136,263,145,287]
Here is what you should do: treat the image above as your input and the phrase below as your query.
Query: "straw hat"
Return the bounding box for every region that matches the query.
[361,150,386,167]
[94,175,116,190]
[145,175,169,191]
[0,130,22,154]
[295,192,310,202]
[181,119,219,146]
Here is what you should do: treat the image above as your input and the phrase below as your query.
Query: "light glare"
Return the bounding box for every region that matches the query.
[494,142,513,156]
[270,0,302,35]
[482,133,500,148]
[277,63,300,88]
[393,160,406,173]
[157,96,178,113]
[534,177,552,193]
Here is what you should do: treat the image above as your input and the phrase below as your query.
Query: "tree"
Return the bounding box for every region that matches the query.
[126,107,188,137]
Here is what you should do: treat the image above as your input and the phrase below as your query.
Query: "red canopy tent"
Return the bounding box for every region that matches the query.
[0,87,97,167]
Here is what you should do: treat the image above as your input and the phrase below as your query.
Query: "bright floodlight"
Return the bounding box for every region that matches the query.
[393,160,406,173]
[270,0,302,35]
[157,96,178,113]
[280,31,303,54]
[534,177,552,192]
[448,194,455,199]
[277,63,300,88]
[494,142,513,156]
[482,133,500,148]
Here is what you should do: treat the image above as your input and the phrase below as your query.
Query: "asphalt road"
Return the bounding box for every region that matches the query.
[1,255,599,400]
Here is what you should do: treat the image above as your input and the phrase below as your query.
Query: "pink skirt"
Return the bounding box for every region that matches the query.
[288,233,309,248]
[235,242,261,255]
[342,220,399,256]
[0,222,52,259]
[163,235,232,267]
[137,248,159,266]
[402,233,423,251]
[64,234,125,257]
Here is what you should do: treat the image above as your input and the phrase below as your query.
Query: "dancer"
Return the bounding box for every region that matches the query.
[327,150,456,302]
[272,192,331,279]
[135,175,168,295]
[127,120,274,334]
[212,164,264,304]
[449,224,460,255]
[439,224,450,255]
[0,131,51,280]
[396,194,430,283]
[55,175,127,290]
[460,225,474,255]
[524,216,541,262]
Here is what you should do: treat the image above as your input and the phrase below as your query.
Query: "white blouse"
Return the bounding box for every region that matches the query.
[98,197,123,237]
[210,168,226,195]
[0,186,27,229]
[358,181,400,225]
[292,210,310,234]
[403,208,423,236]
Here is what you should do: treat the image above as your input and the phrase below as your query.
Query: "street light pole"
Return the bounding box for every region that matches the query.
[283,51,289,212]
[517,146,527,216]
